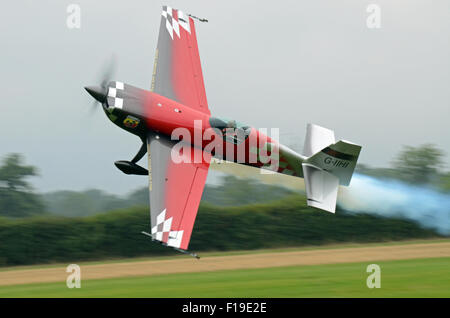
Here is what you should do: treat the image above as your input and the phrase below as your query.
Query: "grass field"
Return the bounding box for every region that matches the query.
[1,256,449,297]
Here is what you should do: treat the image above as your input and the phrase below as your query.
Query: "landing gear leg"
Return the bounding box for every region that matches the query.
[114,139,149,175]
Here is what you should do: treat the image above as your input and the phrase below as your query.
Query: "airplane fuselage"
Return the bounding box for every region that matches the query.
[103,82,305,177]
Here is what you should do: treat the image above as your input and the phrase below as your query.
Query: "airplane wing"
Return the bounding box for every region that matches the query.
[151,6,210,115]
[146,133,210,252]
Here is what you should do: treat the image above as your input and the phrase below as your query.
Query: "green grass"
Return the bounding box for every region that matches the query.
[1,257,449,298]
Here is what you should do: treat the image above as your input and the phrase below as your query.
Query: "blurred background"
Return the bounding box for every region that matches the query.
[0,0,449,297]
[0,144,449,266]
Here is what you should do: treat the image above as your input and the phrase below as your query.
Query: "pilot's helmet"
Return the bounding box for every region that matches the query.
[227,120,237,129]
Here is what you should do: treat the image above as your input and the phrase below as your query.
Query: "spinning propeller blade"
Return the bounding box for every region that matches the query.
[85,55,117,111]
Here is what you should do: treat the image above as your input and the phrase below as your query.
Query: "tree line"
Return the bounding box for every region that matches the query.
[0,144,448,218]
[0,195,439,266]
[0,145,447,266]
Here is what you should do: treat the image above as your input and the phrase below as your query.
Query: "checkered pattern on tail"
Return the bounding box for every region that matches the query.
[161,6,191,39]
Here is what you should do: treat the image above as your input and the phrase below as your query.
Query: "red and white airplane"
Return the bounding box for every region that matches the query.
[85,6,362,257]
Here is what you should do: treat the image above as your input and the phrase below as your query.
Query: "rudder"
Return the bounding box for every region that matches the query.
[301,124,362,213]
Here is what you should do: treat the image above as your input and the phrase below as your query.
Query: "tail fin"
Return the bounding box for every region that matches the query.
[302,124,362,213]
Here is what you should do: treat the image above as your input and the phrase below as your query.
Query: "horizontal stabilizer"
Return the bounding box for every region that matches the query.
[306,139,362,186]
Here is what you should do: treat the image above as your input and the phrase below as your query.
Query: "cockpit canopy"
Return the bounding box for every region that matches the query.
[209,117,252,144]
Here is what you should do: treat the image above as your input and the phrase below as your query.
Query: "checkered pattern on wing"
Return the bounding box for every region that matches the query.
[161,6,191,40]
[151,209,184,248]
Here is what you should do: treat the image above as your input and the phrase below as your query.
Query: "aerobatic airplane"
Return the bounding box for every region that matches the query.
[85,6,362,257]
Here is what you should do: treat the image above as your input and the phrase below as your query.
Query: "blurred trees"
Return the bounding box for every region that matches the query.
[0,154,46,217]
[44,188,148,217]
[437,173,450,192]
[0,197,439,267]
[0,148,447,266]
[392,144,445,184]
[202,175,293,206]
[1,143,448,219]
[357,144,448,189]
[42,175,293,217]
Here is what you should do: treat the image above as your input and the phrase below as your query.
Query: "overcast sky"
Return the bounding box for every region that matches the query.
[1,0,449,194]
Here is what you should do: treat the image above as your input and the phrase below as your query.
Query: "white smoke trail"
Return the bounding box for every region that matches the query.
[339,174,450,235]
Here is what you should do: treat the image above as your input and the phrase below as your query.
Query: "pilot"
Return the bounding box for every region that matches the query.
[222,119,237,134]
[226,120,237,129]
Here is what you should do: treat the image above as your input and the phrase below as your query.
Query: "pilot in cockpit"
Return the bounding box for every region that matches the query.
[209,117,251,145]
[223,119,237,132]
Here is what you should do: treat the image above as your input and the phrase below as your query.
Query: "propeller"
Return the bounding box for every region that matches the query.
[99,55,117,90]
[85,55,117,112]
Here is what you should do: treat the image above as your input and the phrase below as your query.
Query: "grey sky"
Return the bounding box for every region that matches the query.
[1,0,449,194]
